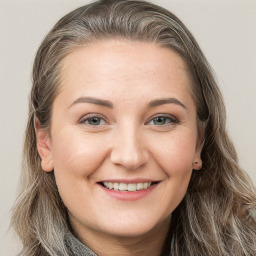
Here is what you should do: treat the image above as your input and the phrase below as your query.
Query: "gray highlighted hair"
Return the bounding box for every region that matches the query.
[11,0,256,255]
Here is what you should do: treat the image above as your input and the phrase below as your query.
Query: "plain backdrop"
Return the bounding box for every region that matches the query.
[0,0,255,254]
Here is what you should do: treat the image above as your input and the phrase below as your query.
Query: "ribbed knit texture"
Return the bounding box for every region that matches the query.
[64,232,97,256]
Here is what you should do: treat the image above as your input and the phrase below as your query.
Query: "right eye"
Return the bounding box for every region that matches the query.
[79,114,106,127]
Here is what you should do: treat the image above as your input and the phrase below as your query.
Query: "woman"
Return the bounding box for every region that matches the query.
[11,0,256,255]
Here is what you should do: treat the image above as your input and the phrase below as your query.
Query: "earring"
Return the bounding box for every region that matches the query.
[193,160,202,170]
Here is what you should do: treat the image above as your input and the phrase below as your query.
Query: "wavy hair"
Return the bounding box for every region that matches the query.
[11,0,256,255]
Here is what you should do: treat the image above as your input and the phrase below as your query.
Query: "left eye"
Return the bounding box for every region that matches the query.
[148,116,175,126]
[82,117,106,126]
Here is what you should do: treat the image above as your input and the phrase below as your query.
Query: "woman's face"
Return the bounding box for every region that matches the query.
[37,40,202,239]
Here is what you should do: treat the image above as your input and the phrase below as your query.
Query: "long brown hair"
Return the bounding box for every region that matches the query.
[11,0,256,255]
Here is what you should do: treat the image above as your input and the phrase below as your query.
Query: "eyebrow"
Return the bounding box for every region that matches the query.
[69,96,113,108]
[69,96,187,110]
[147,98,187,110]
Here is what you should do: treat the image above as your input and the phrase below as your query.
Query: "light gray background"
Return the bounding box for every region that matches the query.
[0,0,255,254]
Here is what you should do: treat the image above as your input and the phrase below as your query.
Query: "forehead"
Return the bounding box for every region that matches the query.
[62,40,187,77]
[58,39,193,105]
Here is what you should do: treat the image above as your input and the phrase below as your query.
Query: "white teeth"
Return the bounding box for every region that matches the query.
[119,183,128,191]
[136,183,144,190]
[103,182,108,188]
[108,182,114,189]
[114,183,119,190]
[127,183,137,191]
[102,182,152,191]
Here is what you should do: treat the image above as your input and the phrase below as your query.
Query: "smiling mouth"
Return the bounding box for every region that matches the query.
[98,181,159,192]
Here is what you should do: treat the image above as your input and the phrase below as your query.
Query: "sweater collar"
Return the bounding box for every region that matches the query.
[64,231,173,256]
[64,232,97,256]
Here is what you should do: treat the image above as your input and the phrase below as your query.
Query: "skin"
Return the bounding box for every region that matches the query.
[36,40,203,256]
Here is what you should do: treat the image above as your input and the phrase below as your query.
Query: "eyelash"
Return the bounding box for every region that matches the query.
[78,113,178,127]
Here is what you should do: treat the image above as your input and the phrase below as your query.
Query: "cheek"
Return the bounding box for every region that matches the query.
[149,130,197,175]
[50,132,109,215]
[51,131,108,183]
[148,132,196,208]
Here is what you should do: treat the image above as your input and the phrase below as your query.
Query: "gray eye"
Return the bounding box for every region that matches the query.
[86,117,105,126]
[152,117,171,125]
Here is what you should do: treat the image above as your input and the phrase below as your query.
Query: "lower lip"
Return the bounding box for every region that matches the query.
[98,184,158,201]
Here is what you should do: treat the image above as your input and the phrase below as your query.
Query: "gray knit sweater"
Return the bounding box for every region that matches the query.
[64,232,171,256]
[64,232,97,256]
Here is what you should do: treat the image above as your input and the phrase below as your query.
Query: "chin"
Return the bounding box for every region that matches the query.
[98,213,171,238]
[105,225,154,238]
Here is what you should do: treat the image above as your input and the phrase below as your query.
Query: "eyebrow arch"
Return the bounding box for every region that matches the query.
[69,96,113,108]
[69,96,187,110]
[147,98,187,110]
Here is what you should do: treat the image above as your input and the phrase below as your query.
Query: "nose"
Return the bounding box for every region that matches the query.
[110,126,149,170]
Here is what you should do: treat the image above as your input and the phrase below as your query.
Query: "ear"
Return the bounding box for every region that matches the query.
[192,122,205,170]
[34,117,54,172]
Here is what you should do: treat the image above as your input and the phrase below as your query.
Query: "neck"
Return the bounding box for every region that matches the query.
[71,217,172,256]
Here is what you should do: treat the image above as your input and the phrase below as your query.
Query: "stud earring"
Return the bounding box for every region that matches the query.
[193,160,202,170]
